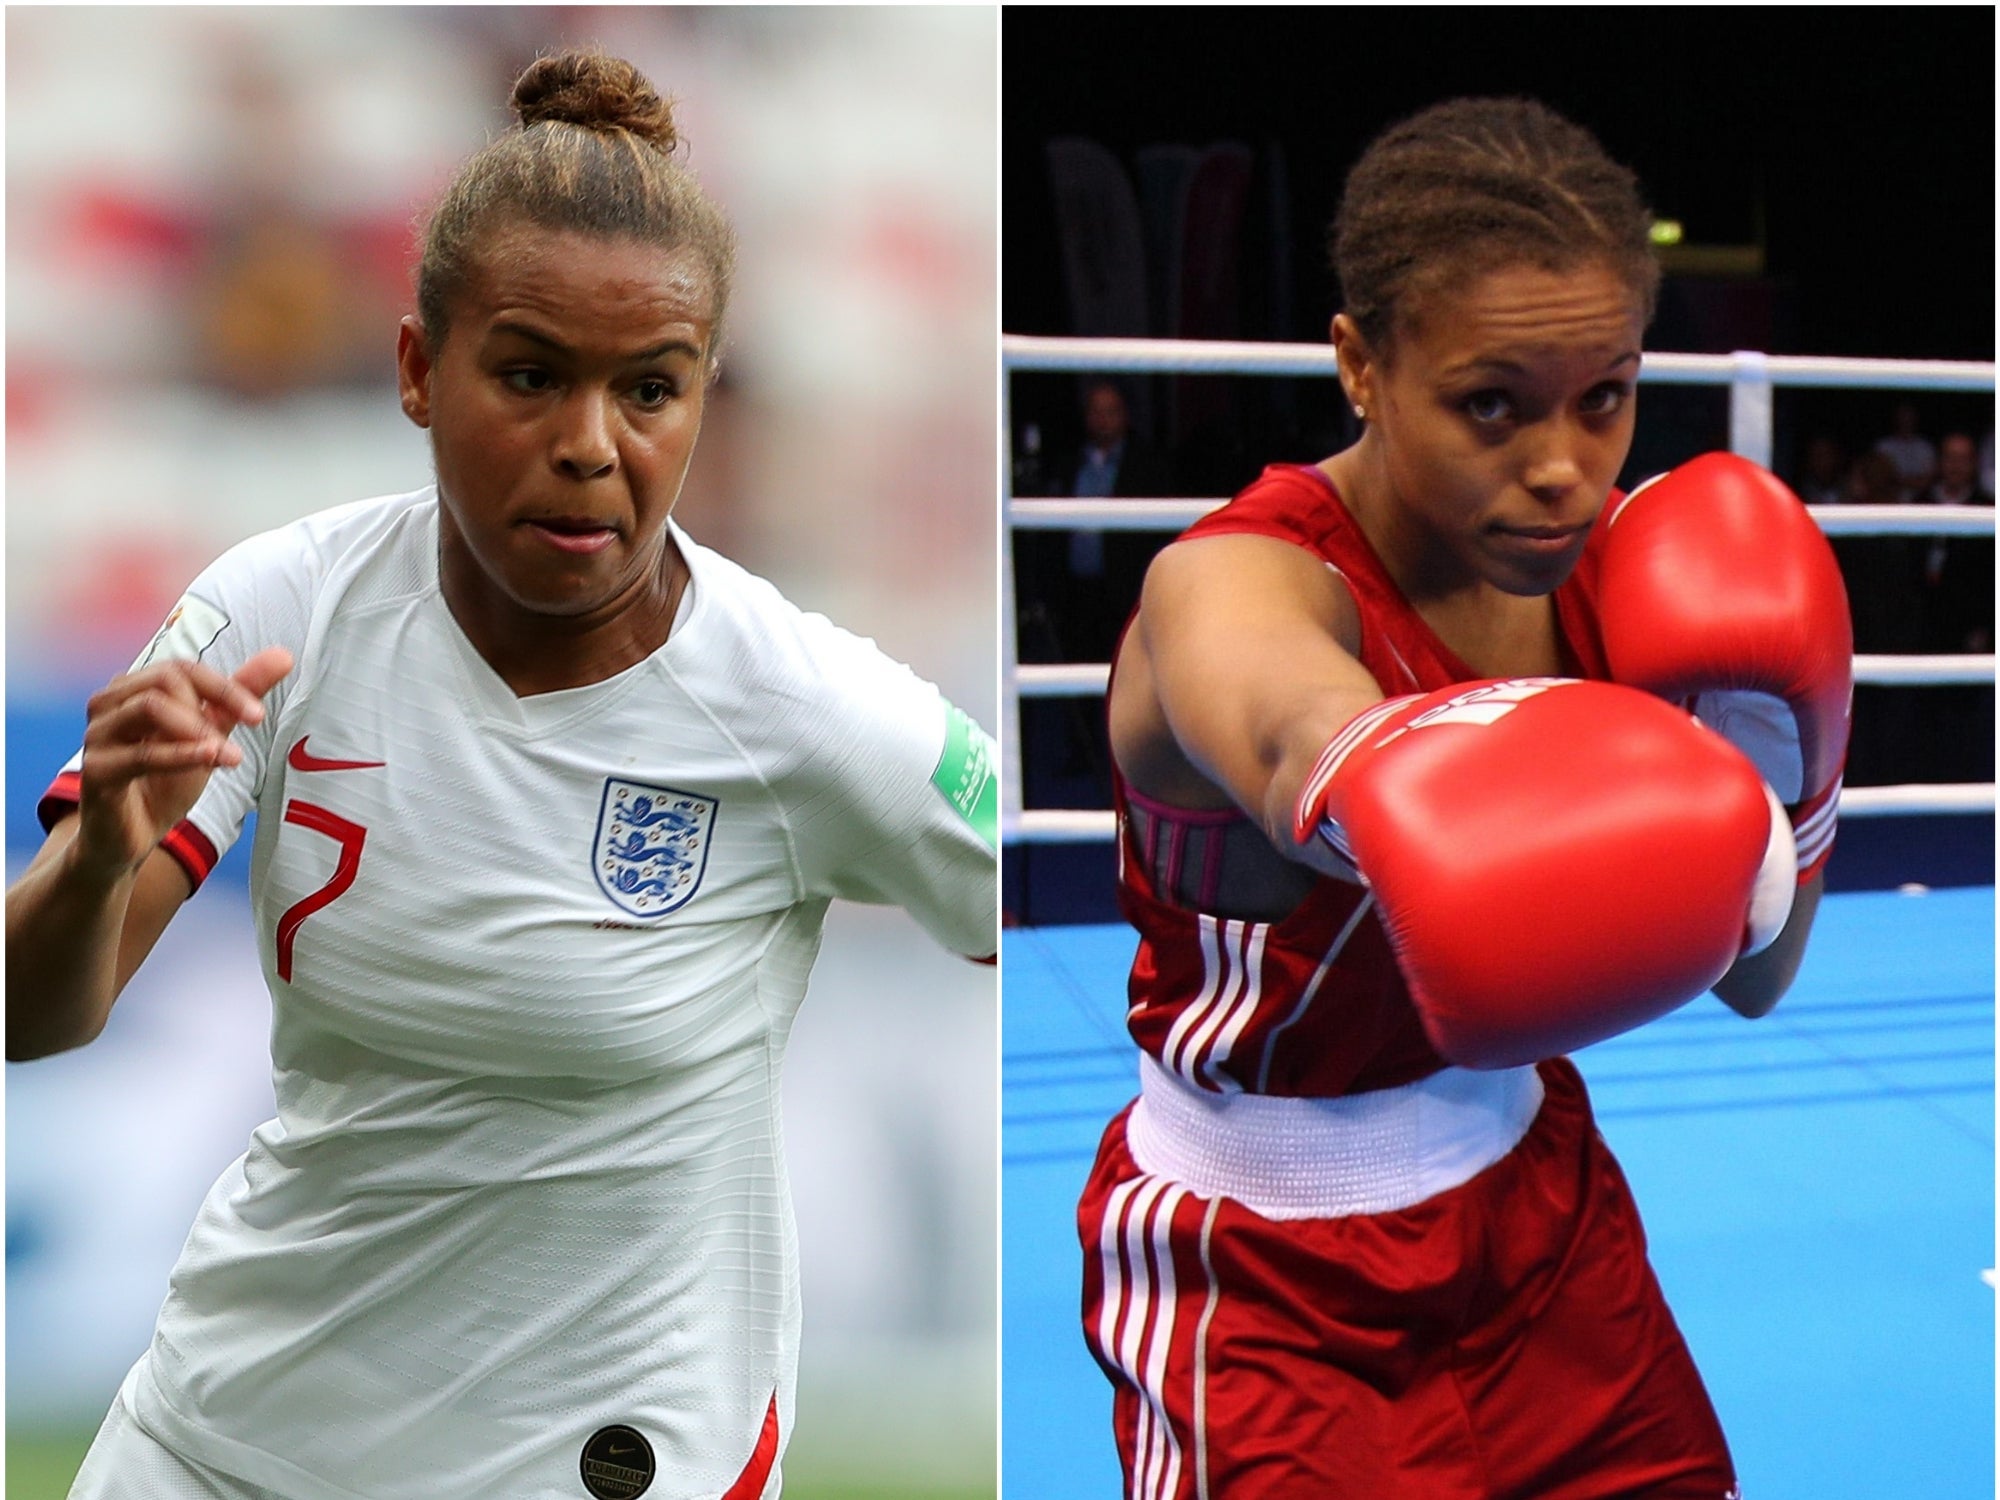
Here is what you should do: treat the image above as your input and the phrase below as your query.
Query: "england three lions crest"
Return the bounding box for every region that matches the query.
[594,780,718,918]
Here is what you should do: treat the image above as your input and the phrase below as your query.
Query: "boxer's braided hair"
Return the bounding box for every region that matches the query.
[416,48,737,360]
[1331,98,1658,353]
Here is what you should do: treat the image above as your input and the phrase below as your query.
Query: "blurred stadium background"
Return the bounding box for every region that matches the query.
[6,8,996,1498]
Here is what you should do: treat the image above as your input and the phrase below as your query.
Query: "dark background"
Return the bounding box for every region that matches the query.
[1006,7,1993,359]
[1004,7,1996,920]
[1005,6,1995,472]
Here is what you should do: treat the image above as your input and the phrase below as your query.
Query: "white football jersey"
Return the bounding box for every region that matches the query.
[51,488,996,1500]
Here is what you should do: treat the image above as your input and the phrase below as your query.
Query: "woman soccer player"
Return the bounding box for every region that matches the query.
[1080,98,1849,1498]
[9,49,996,1500]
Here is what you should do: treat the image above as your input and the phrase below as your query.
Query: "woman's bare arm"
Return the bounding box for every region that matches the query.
[1712,870,1824,1018]
[6,647,291,1060]
[1110,533,1385,859]
[7,828,196,1058]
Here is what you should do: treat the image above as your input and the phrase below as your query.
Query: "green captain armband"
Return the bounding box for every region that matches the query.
[931,702,998,850]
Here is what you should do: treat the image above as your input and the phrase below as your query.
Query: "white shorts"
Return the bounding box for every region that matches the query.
[67,1367,285,1500]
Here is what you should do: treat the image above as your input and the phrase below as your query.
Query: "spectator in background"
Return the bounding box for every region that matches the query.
[1834,451,1920,651]
[1066,379,1172,502]
[1907,432,1995,782]
[1011,380,1178,806]
[1835,451,1922,784]
[1051,379,1172,656]
[1912,434,1992,636]
[1873,400,1938,502]
[1928,432,1993,513]
[1914,432,1994,652]
[1795,434,1850,507]
[190,38,402,397]
[196,215,358,397]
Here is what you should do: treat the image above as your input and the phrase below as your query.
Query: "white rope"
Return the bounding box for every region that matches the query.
[1854,654,1997,686]
[1002,335,1997,392]
[1009,497,1997,537]
[1019,657,1996,696]
[1808,506,1996,536]
[1010,809,1118,843]
[1019,664,1111,697]
[1010,498,1214,530]
[1006,335,1341,376]
[1837,784,1998,815]
[1009,782,1996,845]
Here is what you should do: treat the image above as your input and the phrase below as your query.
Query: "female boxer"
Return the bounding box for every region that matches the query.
[1081,97,1848,1499]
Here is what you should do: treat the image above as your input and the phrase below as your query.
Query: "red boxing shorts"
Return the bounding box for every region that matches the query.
[1077,1057,1737,1499]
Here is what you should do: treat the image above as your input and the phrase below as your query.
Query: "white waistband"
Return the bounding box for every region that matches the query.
[1126,1054,1544,1219]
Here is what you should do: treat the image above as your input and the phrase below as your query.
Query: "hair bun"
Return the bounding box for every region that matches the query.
[511,49,679,152]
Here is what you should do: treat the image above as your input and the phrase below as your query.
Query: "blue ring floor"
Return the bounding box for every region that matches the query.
[1002,886,1995,1498]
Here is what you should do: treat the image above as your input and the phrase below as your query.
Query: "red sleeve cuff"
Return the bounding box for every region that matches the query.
[36,771,220,891]
[36,770,83,834]
[159,822,221,889]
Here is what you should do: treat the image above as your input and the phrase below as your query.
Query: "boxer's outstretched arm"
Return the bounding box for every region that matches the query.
[1114,532,1384,862]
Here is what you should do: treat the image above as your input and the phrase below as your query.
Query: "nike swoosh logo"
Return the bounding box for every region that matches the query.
[288,736,386,773]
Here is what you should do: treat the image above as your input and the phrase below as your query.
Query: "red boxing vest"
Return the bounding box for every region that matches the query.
[1111,464,1616,1097]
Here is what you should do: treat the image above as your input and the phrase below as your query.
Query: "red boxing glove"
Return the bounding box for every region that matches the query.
[1598,453,1853,881]
[1293,678,1796,1069]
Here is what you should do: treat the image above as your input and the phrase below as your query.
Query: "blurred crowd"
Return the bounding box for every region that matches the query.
[1809,407,1995,786]
[8,6,996,722]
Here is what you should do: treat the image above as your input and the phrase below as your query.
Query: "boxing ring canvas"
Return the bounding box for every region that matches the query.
[1000,884,1994,1497]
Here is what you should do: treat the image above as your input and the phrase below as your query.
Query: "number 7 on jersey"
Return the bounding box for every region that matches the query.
[274,799,368,982]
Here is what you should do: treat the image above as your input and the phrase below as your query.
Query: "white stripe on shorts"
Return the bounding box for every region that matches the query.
[1099,1175,1193,1500]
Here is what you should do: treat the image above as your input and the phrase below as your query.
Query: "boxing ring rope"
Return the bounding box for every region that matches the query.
[1002,337,1997,844]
